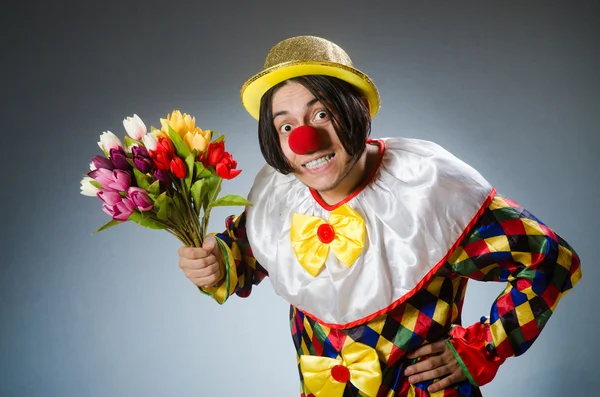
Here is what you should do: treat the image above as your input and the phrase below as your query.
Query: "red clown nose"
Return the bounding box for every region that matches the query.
[288,125,321,155]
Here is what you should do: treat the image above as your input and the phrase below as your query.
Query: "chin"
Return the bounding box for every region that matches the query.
[299,175,340,193]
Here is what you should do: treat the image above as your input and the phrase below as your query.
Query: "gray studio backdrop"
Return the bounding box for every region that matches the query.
[2,1,598,396]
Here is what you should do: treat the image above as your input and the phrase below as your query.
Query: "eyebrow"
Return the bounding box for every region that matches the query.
[273,98,320,120]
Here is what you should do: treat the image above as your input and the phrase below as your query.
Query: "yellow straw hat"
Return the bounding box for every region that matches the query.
[240,35,380,120]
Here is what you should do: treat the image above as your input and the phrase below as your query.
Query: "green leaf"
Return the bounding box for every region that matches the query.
[89,180,102,189]
[148,180,160,196]
[191,179,208,211]
[194,161,212,179]
[92,219,121,235]
[133,168,152,190]
[124,136,140,151]
[167,125,191,158]
[154,192,170,221]
[172,191,188,223]
[208,194,252,209]
[212,133,225,144]
[129,212,167,230]
[210,130,224,143]
[203,176,220,210]
[126,158,136,167]
[184,152,195,189]
[150,126,158,132]
[157,200,171,222]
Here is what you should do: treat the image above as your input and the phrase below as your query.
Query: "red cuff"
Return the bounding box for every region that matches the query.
[447,322,506,386]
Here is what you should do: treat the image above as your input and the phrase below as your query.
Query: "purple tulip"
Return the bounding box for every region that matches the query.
[110,147,131,170]
[102,197,136,221]
[152,169,171,189]
[88,168,114,187]
[92,155,115,170]
[97,188,122,206]
[132,146,153,173]
[127,187,153,211]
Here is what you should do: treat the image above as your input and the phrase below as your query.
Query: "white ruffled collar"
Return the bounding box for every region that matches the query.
[245,137,494,328]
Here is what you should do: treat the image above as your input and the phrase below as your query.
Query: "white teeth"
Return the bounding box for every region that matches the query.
[305,154,334,170]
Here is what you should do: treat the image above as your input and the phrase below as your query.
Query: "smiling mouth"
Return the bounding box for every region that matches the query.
[303,153,335,170]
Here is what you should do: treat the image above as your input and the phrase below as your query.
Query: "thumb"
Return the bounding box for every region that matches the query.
[203,234,217,253]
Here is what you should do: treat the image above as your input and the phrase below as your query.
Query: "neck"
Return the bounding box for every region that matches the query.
[318,142,380,205]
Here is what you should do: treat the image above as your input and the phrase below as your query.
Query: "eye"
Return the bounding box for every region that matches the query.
[314,110,328,121]
[279,124,293,134]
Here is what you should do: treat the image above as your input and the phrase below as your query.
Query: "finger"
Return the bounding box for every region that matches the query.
[405,355,446,376]
[427,368,466,393]
[178,246,211,260]
[179,255,217,271]
[192,272,224,288]
[406,340,447,358]
[408,363,455,385]
[184,261,220,279]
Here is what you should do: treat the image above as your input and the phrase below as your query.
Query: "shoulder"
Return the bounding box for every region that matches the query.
[246,163,301,206]
[376,137,492,192]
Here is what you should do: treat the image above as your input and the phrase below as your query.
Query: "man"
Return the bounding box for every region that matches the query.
[177,36,581,396]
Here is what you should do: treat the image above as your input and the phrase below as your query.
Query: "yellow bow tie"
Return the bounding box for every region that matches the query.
[290,204,366,277]
[300,342,382,397]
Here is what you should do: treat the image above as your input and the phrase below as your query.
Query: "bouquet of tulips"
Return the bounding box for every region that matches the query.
[80,110,251,247]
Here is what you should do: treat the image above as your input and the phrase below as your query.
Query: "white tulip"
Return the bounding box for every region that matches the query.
[97,131,122,153]
[142,133,158,151]
[80,176,100,196]
[89,162,96,171]
[123,114,147,140]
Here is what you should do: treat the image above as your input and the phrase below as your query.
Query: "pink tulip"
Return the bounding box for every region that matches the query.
[127,187,153,211]
[89,168,132,191]
[97,189,122,206]
[107,169,131,191]
[102,197,136,221]
[88,168,114,187]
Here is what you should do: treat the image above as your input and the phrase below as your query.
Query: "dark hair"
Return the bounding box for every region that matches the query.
[258,75,372,174]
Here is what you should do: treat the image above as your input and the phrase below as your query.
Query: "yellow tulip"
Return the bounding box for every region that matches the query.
[183,128,212,152]
[160,110,195,138]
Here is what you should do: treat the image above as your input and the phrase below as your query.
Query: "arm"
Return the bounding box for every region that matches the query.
[199,210,268,304]
[446,195,582,386]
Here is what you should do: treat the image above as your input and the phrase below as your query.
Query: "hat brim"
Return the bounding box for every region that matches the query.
[240,61,380,121]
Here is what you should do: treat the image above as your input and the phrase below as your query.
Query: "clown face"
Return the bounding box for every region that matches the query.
[271,81,370,204]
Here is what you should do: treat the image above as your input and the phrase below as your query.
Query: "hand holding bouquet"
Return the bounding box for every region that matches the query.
[80,110,251,247]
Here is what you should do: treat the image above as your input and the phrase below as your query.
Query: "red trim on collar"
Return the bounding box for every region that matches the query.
[309,138,386,211]
[298,187,498,330]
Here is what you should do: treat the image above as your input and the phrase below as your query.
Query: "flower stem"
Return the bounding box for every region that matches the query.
[174,178,202,247]
[201,178,222,240]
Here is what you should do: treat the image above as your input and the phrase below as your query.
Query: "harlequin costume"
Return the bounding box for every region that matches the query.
[198,36,582,396]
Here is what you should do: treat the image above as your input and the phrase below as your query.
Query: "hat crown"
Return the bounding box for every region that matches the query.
[263,36,354,69]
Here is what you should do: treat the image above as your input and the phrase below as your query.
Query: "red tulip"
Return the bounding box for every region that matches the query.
[203,141,241,179]
[170,156,187,179]
[157,137,175,154]
[149,138,175,171]
[206,141,225,167]
[215,152,241,180]
[149,150,170,170]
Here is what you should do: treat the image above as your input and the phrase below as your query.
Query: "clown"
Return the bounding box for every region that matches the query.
[177,36,581,396]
